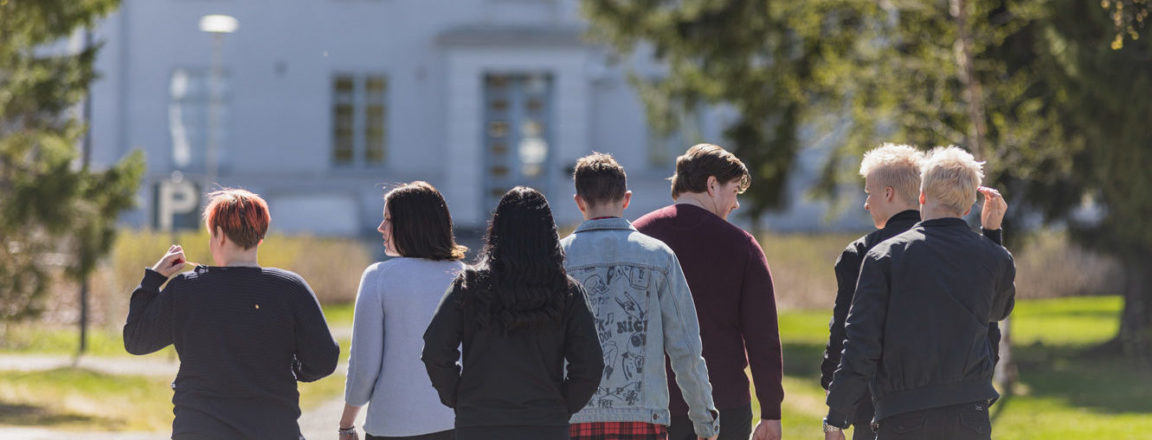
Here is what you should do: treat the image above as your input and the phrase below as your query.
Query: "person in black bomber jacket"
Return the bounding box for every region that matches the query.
[819,144,1008,440]
[824,147,1016,440]
[422,187,604,440]
[124,189,339,440]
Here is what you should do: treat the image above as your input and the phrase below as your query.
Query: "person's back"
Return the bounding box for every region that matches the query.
[339,181,469,440]
[633,205,779,416]
[562,219,719,437]
[825,146,1016,440]
[422,187,603,440]
[124,189,339,440]
[163,266,336,438]
[861,219,1014,417]
[344,258,463,436]
[632,144,783,440]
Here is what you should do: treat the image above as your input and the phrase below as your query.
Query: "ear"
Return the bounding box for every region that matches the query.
[706,176,719,195]
[573,194,588,214]
[621,191,632,210]
[214,226,227,246]
[885,186,896,202]
[919,191,926,206]
[962,206,972,217]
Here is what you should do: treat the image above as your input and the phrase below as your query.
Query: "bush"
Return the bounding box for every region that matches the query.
[37,229,372,327]
[758,228,1120,310]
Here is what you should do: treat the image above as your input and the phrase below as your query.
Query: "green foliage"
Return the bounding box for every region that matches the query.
[1102,0,1151,49]
[582,0,883,223]
[0,0,144,322]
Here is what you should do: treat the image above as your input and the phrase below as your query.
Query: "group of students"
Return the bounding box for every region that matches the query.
[123,142,1015,440]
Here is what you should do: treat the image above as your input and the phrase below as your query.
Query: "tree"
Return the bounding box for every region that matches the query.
[834,0,1152,364]
[0,0,144,323]
[583,0,1152,364]
[581,0,882,230]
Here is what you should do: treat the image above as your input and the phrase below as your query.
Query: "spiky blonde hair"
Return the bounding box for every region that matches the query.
[859,143,925,205]
[920,146,984,215]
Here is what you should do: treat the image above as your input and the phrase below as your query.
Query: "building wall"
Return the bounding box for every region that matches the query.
[88,0,872,236]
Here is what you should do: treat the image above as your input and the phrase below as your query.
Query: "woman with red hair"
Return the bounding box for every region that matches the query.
[124,188,340,440]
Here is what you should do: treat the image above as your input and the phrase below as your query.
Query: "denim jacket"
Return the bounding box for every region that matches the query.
[561,217,719,437]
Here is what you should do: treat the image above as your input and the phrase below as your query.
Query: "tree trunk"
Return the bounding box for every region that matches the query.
[1118,253,1152,366]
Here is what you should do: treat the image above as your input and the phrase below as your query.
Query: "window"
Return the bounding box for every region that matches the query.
[169,68,231,172]
[331,73,389,166]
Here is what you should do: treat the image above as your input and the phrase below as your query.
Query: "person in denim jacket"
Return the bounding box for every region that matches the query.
[562,153,719,440]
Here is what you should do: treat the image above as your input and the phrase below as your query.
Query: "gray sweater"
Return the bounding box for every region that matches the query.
[344,258,464,436]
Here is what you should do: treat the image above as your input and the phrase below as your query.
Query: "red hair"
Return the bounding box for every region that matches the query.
[203,188,270,249]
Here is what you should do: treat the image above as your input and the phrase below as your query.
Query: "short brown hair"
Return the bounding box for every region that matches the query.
[573,153,627,206]
[384,181,467,261]
[203,188,270,250]
[670,144,751,199]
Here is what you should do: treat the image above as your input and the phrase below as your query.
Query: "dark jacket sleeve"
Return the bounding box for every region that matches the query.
[422,279,466,409]
[291,276,340,382]
[821,244,863,390]
[826,251,890,427]
[562,284,605,414]
[981,228,1006,364]
[740,237,785,420]
[123,269,177,355]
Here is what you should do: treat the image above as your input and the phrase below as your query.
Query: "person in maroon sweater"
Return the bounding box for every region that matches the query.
[634,144,784,440]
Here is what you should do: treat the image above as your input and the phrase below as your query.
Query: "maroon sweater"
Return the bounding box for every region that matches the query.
[633,204,784,420]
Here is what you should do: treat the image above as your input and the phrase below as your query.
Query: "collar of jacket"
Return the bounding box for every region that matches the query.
[885,209,922,230]
[573,217,636,233]
[918,217,969,228]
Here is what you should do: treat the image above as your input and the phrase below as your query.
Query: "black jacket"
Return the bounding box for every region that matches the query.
[124,267,339,440]
[421,272,604,428]
[825,217,1015,425]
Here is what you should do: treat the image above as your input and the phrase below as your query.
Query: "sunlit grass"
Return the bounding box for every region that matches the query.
[755,295,1150,439]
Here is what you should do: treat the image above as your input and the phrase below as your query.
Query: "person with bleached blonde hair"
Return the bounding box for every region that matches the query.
[823,145,1015,440]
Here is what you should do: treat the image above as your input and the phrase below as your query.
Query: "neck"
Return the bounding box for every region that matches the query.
[675,193,714,214]
[218,249,260,267]
[583,206,625,220]
[920,203,960,221]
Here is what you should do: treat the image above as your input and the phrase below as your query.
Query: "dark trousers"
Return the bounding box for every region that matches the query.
[668,404,752,440]
[367,431,454,440]
[875,401,991,440]
[454,425,570,440]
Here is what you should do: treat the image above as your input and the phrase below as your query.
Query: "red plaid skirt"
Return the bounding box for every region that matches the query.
[569,421,668,440]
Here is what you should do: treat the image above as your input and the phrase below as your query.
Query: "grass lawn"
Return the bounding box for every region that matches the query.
[3,296,1148,437]
[0,367,347,431]
[764,295,1152,439]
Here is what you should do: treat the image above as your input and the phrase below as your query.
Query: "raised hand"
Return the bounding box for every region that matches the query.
[151,245,188,278]
[978,186,1007,230]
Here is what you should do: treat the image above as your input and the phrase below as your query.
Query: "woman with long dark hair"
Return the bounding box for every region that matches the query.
[338,181,468,440]
[422,187,604,440]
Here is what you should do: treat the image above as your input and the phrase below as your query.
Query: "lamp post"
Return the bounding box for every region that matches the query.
[198,14,237,186]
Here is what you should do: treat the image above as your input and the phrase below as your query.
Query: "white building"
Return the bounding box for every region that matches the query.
[88,0,868,236]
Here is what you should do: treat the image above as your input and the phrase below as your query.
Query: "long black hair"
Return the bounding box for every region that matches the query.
[458,186,573,333]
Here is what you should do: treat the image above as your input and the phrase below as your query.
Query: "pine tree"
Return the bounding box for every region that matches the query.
[0,0,144,322]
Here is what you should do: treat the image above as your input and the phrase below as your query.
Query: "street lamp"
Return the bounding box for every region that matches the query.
[199,14,237,186]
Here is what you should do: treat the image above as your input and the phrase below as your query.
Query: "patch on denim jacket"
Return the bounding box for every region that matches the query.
[573,265,652,408]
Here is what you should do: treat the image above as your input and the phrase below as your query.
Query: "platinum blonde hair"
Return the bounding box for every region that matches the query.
[920,146,984,215]
[859,143,925,205]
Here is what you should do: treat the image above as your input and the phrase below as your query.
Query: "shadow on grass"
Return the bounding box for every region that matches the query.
[1007,342,1152,415]
[783,342,826,379]
[0,401,116,427]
